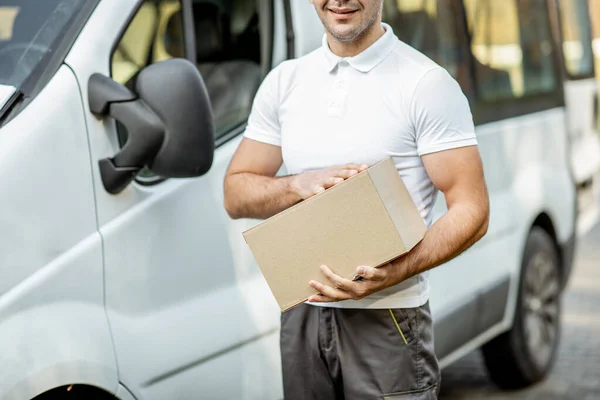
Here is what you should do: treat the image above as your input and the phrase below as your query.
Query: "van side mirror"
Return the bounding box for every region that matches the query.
[88,58,215,194]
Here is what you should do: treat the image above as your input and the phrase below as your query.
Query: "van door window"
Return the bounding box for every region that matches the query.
[112,0,265,145]
[559,0,595,78]
[589,0,600,132]
[382,0,474,99]
[112,0,185,87]
[591,0,600,75]
[191,0,263,140]
[464,0,558,102]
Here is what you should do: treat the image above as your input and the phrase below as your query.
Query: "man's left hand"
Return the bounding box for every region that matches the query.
[307,264,399,302]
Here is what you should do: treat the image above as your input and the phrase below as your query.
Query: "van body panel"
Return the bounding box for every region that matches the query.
[0,303,117,400]
[0,66,116,398]
[272,0,288,68]
[94,135,281,399]
[138,328,281,400]
[66,1,284,397]
[64,0,142,227]
[0,66,98,297]
[564,79,600,234]
[564,79,600,183]
[428,107,575,360]
[289,0,323,57]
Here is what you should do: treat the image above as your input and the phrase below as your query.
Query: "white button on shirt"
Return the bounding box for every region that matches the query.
[243,23,477,309]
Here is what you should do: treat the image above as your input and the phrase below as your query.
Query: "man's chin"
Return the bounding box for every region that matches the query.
[328,26,361,42]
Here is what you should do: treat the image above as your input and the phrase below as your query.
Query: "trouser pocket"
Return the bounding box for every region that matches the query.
[389,307,417,345]
[384,383,438,399]
[325,305,440,398]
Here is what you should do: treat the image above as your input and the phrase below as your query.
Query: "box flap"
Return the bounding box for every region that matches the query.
[367,158,427,251]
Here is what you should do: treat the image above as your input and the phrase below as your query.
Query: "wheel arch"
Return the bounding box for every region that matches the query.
[530,211,575,288]
[0,302,118,400]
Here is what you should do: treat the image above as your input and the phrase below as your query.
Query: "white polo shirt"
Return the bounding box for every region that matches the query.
[243,23,477,309]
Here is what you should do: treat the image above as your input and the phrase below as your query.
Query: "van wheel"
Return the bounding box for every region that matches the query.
[32,385,117,400]
[481,227,562,389]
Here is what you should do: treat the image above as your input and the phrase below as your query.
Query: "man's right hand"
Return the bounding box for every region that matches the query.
[290,164,369,200]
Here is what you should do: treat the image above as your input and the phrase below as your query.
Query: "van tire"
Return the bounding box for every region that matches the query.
[481,227,562,390]
[32,385,117,400]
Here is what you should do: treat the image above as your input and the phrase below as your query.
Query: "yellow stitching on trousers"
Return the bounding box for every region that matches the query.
[389,309,408,345]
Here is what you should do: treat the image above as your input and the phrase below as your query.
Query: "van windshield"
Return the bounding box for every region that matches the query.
[0,0,85,88]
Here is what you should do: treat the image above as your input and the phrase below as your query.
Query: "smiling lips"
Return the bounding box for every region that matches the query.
[328,7,358,19]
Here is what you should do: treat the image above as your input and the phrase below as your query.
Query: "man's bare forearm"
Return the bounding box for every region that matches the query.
[390,202,489,282]
[224,172,301,220]
[225,162,366,220]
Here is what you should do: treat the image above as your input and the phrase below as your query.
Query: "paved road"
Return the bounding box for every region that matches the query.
[439,222,600,400]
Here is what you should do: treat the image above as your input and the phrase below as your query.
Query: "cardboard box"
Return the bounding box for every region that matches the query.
[243,158,427,312]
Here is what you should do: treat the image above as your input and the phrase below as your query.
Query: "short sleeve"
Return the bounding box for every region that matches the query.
[243,66,281,147]
[410,67,477,156]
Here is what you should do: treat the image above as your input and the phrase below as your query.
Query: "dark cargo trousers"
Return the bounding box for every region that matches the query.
[280,302,440,399]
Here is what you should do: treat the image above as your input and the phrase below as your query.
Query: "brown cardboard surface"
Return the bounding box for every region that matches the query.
[368,158,428,250]
[243,158,427,312]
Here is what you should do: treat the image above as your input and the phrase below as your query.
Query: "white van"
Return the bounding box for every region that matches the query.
[0,0,598,399]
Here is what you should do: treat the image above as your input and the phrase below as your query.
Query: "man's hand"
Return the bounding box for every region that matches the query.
[225,138,369,219]
[307,264,398,302]
[290,163,369,200]
[307,146,489,303]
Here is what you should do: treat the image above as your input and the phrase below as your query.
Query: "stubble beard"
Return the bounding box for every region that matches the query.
[321,2,382,43]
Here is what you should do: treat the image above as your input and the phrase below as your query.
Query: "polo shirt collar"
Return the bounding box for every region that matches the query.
[322,22,396,73]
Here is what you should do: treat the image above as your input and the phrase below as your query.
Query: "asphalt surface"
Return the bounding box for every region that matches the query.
[439,222,600,400]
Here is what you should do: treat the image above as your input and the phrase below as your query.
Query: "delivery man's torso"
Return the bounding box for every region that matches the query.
[244,23,477,309]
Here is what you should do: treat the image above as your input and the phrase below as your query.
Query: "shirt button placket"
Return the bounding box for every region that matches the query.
[336,60,348,91]
[328,60,349,117]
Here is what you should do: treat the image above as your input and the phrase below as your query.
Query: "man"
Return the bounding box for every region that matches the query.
[224,0,489,398]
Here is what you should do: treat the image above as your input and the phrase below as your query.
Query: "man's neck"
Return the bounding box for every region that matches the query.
[327,23,386,58]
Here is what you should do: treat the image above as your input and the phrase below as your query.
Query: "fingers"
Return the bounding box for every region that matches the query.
[356,265,387,281]
[308,279,353,301]
[311,177,342,195]
[332,163,369,179]
[323,176,345,188]
[308,265,370,301]
[320,265,354,290]
[333,168,359,179]
[342,163,369,172]
[305,263,388,304]
[309,163,370,196]
[307,293,338,303]
[311,173,350,195]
